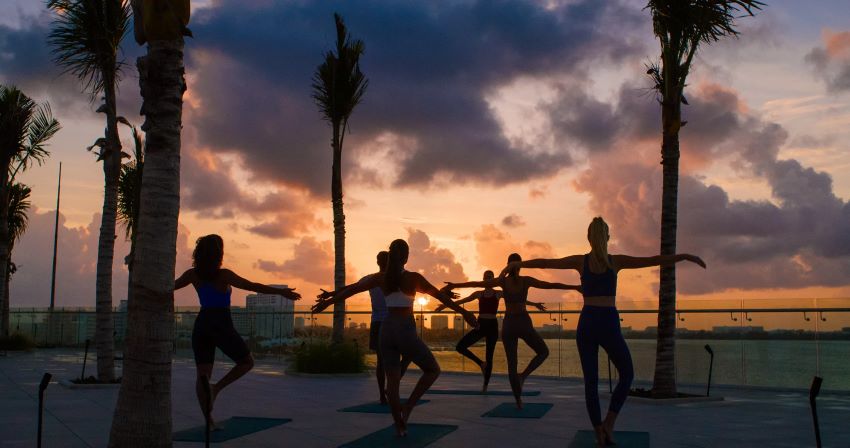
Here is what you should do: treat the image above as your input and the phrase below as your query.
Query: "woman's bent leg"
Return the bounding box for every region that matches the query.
[455,327,485,368]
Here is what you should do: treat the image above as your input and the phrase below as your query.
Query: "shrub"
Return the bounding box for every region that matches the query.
[294,340,365,374]
[0,333,35,351]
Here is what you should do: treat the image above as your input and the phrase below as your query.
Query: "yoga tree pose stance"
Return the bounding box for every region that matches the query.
[317,239,477,437]
[448,254,580,409]
[435,270,547,392]
[175,235,301,427]
[314,250,410,403]
[502,217,705,446]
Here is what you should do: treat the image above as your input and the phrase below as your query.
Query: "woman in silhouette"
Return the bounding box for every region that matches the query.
[435,269,548,392]
[502,217,705,446]
[319,239,477,436]
[175,234,301,427]
[447,254,580,409]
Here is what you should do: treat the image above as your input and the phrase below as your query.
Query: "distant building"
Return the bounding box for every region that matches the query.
[537,324,561,333]
[359,322,368,330]
[713,326,765,334]
[415,315,424,329]
[453,315,464,330]
[431,315,449,330]
[295,317,305,329]
[246,286,294,339]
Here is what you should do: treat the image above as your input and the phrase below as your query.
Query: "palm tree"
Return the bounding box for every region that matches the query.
[47,0,131,382]
[0,86,60,337]
[312,13,368,343]
[117,118,142,299]
[3,183,33,334]
[108,1,189,445]
[645,0,762,397]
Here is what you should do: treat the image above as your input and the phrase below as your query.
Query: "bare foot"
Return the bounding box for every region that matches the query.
[210,418,224,432]
[602,416,617,445]
[515,397,523,410]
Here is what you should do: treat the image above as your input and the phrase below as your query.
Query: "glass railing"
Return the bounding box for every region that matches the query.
[9,299,850,391]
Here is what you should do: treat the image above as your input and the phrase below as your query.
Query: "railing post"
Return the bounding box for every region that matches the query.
[37,373,52,448]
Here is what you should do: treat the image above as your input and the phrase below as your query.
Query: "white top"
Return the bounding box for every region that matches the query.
[384,290,415,308]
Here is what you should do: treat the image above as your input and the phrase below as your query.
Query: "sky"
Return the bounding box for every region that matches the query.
[1,0,849,321]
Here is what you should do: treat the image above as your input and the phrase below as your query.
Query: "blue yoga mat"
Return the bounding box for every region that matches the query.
[338,399,430,413]
[568,430,650,447]
[339,423,457,448]
[426,389,540,396]
[172,416,291,442]
[481,402,553,418]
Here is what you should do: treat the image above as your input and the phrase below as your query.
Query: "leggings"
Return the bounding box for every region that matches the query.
[501,313,549,401]
[576,306,634,426]
[455,318,498,387]
[379,314,438,372]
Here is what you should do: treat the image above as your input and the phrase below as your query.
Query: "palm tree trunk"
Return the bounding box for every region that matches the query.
[652,90,682,398]
[109,39,185,448]
[95,77,122,382]
[3,264,9,337]
[331,124,346,344]
[0,158,11,338]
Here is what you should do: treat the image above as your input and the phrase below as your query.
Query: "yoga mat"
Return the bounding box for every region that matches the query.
[568,430,650,448]
[481,402,553,419]
[338,399,430,413]
[339,423,457,448]
[172,416,291,442]
[426,389,540,397]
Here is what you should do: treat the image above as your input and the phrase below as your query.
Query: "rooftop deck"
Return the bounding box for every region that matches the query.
[1,349,848,447]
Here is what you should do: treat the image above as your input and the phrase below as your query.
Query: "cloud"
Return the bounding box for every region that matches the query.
[255,236,350,286]
[179,0,645,193]
[569,82,850,294]
[10,209,194,308]
[404,228,467,283]
[805,29,850,93]
[501,214,526,228]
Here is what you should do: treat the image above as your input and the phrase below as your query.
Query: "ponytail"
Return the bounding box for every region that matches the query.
[384,239,409,293]
[507,253,522,278]
[587,217,613,271]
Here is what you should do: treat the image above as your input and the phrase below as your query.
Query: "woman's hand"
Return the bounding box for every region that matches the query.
[316,288,333,300]
[685,254,707,269]
[311,298,330,314]
[283,288,301,301]
[439,285,459,300]
[533,302,547,311]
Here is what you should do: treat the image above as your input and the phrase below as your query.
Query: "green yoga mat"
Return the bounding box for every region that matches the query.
[426,389,541,396]
[339,423,457,448]
[172,416,291,442]
[481,402,553,418]
[338,399,430,413]
[568,430,650,447]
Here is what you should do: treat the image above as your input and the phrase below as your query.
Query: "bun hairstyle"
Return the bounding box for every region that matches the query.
[483,270,494,280]
[193,234,224,283]
[384,239,409,293]
[587,217,613,271]
[507,253,522,278]
[376,251,389,273]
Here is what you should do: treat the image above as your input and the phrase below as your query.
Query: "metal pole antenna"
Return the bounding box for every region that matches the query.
[49,163,62,311]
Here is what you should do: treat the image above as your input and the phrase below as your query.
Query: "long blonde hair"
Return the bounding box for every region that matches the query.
[587,217,613,271]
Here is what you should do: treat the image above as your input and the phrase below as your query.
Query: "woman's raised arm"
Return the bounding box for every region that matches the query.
[613,254,706,270]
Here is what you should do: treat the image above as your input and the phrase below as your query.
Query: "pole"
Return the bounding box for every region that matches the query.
[704,344,714,397]
[810,376,823,448]
[202,375,212,448]
[48,163,61,346]
[37,372,52,448]
[81,339,90,381]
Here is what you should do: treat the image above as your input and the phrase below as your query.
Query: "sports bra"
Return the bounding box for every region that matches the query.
[580,254,617,297]
[196,282,232,308]
[501,277,527,305]
[478,290,501,315]
[385,290,415,308]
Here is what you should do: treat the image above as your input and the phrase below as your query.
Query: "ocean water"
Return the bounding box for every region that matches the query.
[370,339,850,391]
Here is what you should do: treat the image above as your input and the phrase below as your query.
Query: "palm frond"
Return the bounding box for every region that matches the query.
[47,0,131,99]
[0,86,36,159]
[6,182,32,245]
[116,117,143,240]
[312,13,369,127]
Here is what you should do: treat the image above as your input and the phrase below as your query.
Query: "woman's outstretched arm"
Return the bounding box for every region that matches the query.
[312,274,380,313]
[415,274,477,327]
[613,254,706,270]
[499,255,584,276]
[222,269,301,300]
[174,268,195,290]
[312,274,384,313]
[433,291,480,312]
[525,277,582,292]
[445,277,502,290]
